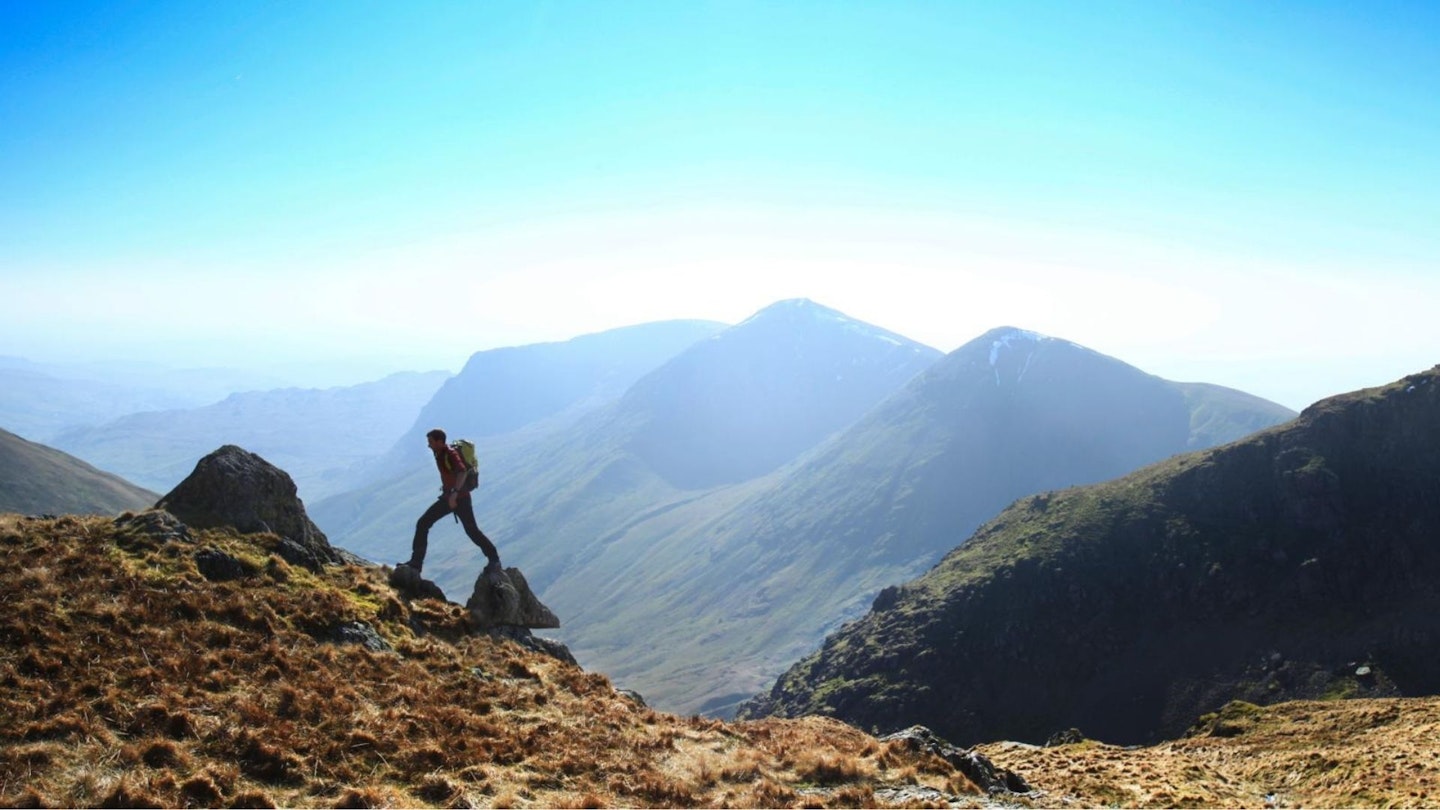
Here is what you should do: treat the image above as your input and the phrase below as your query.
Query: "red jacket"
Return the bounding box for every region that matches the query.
[434,445,470,498]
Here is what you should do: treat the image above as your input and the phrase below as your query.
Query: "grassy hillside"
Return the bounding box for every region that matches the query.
[5,511,1440,807]
[742,366,1440,746]
[978,697,1440,808]
[0,512,991,808]
[0,427,156,515]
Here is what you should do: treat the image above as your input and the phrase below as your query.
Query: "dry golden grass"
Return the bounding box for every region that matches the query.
[0,513,986,808]
[979,698,1440,808]
[6,511,1440,808]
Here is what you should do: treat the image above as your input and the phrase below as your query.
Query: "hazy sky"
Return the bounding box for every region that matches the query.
[3,1,1437,410]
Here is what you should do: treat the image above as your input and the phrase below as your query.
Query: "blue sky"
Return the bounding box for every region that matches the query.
[2,1,1437,409]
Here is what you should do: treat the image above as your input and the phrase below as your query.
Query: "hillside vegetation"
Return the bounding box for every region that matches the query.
[0,512,992,808]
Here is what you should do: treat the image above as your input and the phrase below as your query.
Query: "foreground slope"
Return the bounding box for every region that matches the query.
[0,512,997,808]
[0,427,156,515]
[742,367,1440,746]
[979,697,1440,808]
[550,327,1294,716]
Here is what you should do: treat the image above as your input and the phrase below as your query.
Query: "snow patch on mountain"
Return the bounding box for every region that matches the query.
[990,329,1054,386]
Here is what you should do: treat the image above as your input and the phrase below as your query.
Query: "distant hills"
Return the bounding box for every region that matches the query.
[739,367,1440,746]
[0,427,156,515]
[317,304,1295,717]
[0,356,306,443]
[49,372,450,502]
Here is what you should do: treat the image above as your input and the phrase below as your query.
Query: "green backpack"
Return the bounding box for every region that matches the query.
[450,439,480,492]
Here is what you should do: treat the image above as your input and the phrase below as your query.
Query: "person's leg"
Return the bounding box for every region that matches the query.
[455,498,500,567]
[408,497,452,572]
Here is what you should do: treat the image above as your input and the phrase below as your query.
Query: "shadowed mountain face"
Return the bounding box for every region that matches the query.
[0,427,157,515]
[739,367,1440,747]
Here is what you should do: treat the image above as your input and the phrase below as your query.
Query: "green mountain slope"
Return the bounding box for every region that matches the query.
[0,427,157,515]
[739,366,1440,746]
[50,371,449,502]
[543,328,1296,715]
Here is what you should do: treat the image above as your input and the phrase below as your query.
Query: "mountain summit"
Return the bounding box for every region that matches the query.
[741,366,1440,746]
[619,298,941,488]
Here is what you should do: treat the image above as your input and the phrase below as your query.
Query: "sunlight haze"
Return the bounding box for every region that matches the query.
[3,1,1437,410]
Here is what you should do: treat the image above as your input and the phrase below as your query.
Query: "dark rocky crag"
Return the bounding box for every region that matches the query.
[389,563,572,664]
[156,445,341,571]
[741,367,1440,746]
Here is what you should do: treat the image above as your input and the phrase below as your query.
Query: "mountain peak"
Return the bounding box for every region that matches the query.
[732,298,930,352]
[981,327,1054,366]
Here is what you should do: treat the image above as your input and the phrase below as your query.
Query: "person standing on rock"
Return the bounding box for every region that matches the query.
[403,428,501,576]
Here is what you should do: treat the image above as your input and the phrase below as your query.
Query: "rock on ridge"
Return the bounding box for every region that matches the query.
[466,567,560,630]
[156,444,339,570]
[879,726,1034,795]
[388,563,572,664]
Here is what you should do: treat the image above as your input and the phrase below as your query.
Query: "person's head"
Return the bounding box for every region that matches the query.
[425,428,446,450]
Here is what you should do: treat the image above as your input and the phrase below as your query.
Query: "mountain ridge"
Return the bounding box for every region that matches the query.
[739,365,1440,746]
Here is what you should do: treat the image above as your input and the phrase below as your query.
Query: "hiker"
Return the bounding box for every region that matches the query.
[403,428,501,576]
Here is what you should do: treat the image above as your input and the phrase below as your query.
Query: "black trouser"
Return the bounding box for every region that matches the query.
[411,494,499,570]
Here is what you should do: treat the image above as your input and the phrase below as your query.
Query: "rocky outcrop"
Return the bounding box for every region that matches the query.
[388,564,448,602]
[879,726,1034,795]
[194,547,257,582]
[114,509,194,545]
[156,445,339,570]
[466,567,560,630]
[388,563,571,663]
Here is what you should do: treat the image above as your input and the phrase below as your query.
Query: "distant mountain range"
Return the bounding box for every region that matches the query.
[0,427,156,515]
[739,366,1440,746]
[316,301,1296,717]
[49,372,450,502]
[0,356,310,443]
